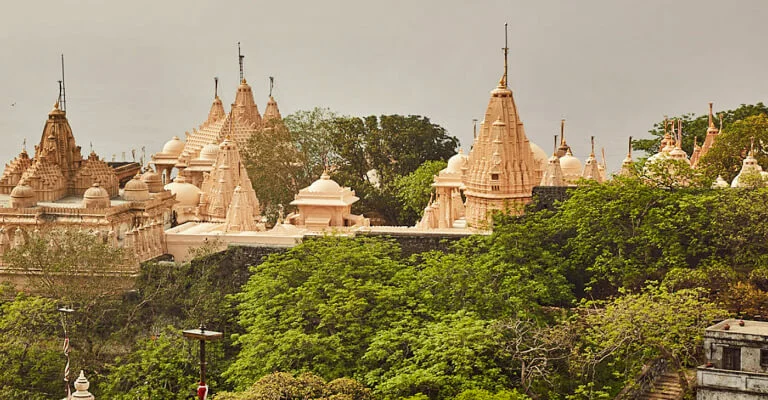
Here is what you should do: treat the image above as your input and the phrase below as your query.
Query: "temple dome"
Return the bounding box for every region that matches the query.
[164,175,201,207]
[530,142,548,168]
[141,170,164,193]
[123,174,150,201]
[445,149,468,174]
[560,149,583,178]
[199,142,220,161]
[162,136,185,156]
[712,175,729,189]
[83,183,110,208]
[307,172,342,193]
[10,184,34,199]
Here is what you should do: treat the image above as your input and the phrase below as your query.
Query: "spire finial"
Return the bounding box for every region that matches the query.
[500,22,509,87]
[269,76,274,97]
[628,136,633,157]
[214,77,219,99]
[238,42,245,83]
[22,138,26,152]
[677,119,683,148]
[663,115,669,136]
[719,112,723,132]
[472,118,478,139]
[553,135,558,156]
[60,54,66,112]
[750,136,755,156]
[560,119,566,145]
[601,147,607,169]
[708,102,715,128]
[590,136,596,156]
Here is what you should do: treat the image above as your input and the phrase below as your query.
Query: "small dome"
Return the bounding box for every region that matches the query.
[307,172,342,193]
[164,175,201,207]
[83,183,110,209]
[560,150,583,177]
[445,149,468,174]
[199,142,220,161]
[162,136,185,156]
[10,184,34,199]
[123,174,150,201]
[141,169,164,193]
[530,142,548,170]
[84,182,109,199]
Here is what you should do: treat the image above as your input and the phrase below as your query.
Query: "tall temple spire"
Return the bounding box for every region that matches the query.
[500,23,509,88]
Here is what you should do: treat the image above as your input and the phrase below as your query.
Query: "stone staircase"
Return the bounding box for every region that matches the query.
[636,370,683,400]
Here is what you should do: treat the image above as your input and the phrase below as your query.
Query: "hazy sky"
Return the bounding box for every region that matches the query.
[2,0,768,172]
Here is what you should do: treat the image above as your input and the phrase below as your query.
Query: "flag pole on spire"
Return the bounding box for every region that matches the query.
[501,23,509,87]
[238,42,245,82]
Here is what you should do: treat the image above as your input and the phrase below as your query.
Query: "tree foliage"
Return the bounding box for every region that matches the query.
[394,160,447,226]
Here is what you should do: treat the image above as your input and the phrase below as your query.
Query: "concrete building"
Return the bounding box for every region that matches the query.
[697,319,768,399]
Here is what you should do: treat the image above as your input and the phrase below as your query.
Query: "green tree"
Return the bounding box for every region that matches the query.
[0,294,62,399]
[394,160,447,226]
[98,328,201,400]
[226,237,410,388]
[215,372,373,400]
[573,284,727,397]
[284,107,343,184]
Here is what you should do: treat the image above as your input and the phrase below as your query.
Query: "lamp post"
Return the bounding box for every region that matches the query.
[183,324,222,400]
[57,306,74,399]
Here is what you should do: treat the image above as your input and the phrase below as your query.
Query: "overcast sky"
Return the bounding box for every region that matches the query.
[2,0,768,172]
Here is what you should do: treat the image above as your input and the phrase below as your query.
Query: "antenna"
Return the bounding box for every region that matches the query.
[472,118,478,139]
[269,76,274,97]
[501,23,509,87]
[214,77,219,98]
[60,54,66,112]
[238,42,244,82]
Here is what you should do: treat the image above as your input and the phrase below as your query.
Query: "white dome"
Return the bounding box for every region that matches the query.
[560,150,583,177]
[162,136,185,156]
[445,149,468,174]
[199,142,220,161]
[530,142,548,170]
[164,178,201,206]
[307,172,342,193]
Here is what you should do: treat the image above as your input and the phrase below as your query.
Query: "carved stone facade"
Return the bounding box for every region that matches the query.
[0,99,175,269]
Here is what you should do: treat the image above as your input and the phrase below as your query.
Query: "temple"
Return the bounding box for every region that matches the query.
[0,95,175,277]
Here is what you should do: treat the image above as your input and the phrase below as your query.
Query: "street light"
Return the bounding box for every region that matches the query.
[57,306,74,399]
[183,324,222,400]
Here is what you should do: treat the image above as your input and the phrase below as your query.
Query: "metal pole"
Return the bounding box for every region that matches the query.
[200,338,206,384]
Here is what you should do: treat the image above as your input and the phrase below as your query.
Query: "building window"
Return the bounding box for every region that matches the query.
[761,349,768,367]
[491,173,499,181]
[723,347,741,371]
[491,185,500,191]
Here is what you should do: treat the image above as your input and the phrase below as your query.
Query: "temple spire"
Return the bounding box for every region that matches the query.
[500,23,509,87]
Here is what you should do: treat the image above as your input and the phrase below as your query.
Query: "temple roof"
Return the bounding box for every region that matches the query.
[291,172,359,207]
